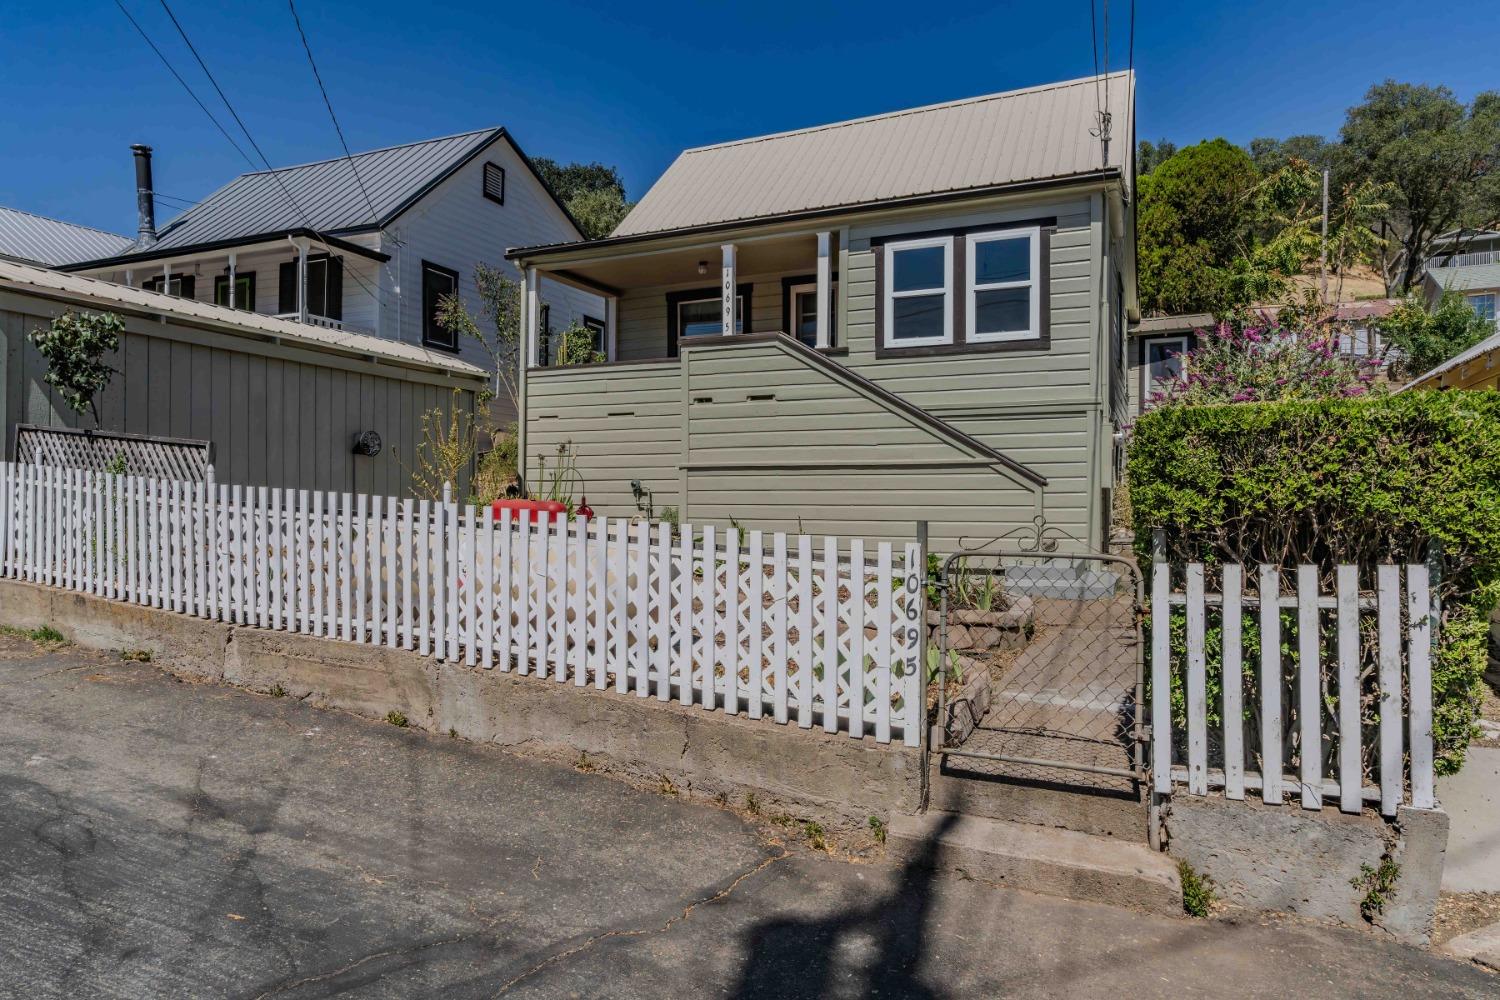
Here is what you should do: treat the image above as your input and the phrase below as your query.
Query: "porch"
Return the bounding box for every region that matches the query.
[78,233,385,336]
[519,229,839,366]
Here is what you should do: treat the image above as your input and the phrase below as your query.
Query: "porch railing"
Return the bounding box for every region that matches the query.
[273,312,345,330]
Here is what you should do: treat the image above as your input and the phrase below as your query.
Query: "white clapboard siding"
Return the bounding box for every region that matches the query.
[1152,553,1438,815]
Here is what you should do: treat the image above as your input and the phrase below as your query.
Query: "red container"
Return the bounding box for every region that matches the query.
[491,498,569,524]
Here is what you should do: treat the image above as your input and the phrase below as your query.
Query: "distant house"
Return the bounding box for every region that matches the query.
[508,73,1137,552]
[1423,230,1500,332]
[60,132,600,421]
[0,206,132,268]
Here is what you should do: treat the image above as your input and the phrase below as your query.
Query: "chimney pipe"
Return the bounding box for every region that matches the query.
[131,144,157,246]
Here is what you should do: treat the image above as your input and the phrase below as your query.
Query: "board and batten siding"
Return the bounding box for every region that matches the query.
[381,140,602,383]
[0,296,479,497]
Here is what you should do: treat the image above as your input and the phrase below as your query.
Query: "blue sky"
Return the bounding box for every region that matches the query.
[3,1,1497,236]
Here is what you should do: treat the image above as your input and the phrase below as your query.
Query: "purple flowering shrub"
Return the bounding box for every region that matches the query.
[1149,322,1383,407]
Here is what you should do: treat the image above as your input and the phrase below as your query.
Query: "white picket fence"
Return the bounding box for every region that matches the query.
[1150,556,1435,816]
[0,462,925,745]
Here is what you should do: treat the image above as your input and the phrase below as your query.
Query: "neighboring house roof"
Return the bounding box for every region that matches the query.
[1425,264,1500,293]
[1431,229,1500,245]
[1130,313,1215,337]
[0,258,486,379]
[1403,327,1500,391]
[0,206,133,267]
[1321,298,1400,323]
[612,71,1134,239]
[66,128,579,268]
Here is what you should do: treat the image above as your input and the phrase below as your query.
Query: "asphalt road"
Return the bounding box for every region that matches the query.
[0,632,1492,999]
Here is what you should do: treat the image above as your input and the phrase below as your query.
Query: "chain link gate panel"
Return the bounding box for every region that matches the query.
[932,547,1145,785]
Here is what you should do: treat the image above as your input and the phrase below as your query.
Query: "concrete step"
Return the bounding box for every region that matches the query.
[928,763,1148,842]
[888,811,1182,916]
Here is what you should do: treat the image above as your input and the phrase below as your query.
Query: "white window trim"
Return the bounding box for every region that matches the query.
[966,226,1041,343]
[1144,334,1189,395]
[882,235,953,348]
[678,294,745,338]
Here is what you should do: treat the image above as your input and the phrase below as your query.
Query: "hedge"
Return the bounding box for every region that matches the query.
[1128,391,1500,774]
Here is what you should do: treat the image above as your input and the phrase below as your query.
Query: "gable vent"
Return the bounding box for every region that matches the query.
[483,162,505,205]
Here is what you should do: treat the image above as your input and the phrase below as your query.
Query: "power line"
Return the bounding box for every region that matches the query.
[112,0,255,169]
[287,0,380,223]
[151,1,399,318]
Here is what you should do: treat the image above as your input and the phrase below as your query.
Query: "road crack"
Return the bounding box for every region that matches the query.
[493,847,790,995]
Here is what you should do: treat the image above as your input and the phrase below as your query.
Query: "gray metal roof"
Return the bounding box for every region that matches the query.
[0,206,132,266]
[613,72,1134,238]
[1425,264,1500,293]
[84,128,506,264]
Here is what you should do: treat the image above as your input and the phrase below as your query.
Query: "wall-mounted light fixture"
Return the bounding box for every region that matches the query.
[352,430,382,457]
[697,261,708,276]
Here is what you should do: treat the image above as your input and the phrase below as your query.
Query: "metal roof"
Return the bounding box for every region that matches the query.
[1426,264,1500,293]
[78,128,516,265]
[0,258,486,380]
[613,72,1134,238]
[1403,326,1500,390]
[0,206,132,266]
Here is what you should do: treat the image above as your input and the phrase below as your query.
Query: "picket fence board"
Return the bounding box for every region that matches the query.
[1152,554,1437,816]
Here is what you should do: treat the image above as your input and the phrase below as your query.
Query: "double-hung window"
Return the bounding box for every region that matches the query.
[967,226,1040,342]
[1468,292,1498,326]
[883,236,953,347]
[678,295,744,339]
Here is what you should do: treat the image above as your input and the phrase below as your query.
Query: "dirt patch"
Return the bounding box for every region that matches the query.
[1476,682,1500,750]
[1433,891,1500,946]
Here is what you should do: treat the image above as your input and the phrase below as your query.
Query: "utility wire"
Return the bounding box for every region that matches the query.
[287,0,380,223]
[113,0,255,169]
[118,1,397,321]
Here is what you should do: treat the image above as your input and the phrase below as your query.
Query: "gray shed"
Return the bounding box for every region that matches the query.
[0,259,487,496]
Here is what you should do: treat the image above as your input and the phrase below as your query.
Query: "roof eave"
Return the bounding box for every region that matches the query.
[507,169,1125,264]
[60,228,391,271]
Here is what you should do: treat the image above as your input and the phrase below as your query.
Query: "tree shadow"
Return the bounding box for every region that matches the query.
[728,812,957,1000]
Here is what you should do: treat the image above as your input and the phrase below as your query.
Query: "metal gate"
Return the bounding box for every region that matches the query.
[932,538,1145,784]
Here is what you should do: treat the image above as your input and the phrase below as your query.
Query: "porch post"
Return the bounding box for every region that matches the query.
[721,243,737,336]
[296,239,309,322]
[524,266,540,367]
[161,260,170,295]
[606,295,619,361]
[517,266,538,492]
[815,231,832,348]
[227,253,238,309]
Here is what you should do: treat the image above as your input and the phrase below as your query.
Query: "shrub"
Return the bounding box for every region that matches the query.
[1129,392,1500,774]
[1148,321,1382,408]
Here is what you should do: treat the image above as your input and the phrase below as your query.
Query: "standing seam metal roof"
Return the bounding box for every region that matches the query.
[613,71,1134,238]
[107,128,502,258]
[0,206,133,267]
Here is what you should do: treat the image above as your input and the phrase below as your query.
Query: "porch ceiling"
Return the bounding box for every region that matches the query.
[548,232,821,292]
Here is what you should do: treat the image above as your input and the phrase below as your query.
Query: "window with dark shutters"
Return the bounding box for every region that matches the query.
[483,162,505,205]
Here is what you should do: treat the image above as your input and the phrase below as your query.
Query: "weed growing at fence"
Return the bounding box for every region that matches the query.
[574,751,596,773]
[385,710,409,728]
[656,775,678,796]
[2,624,67,646]
[803,821,828,852]
[1178,861,1215,917]
[119,649,153,663]
[744,793,761,815]
[1130,392,1500,773]
[868,815,887,845]
[1353,859,1401,921]
[267,683,286,698]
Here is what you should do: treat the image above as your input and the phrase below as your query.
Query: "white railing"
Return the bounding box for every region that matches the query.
[0,462,923,745]
[1431,250,1499,269]
[273,312,345,330]
[1150,555,1435,816]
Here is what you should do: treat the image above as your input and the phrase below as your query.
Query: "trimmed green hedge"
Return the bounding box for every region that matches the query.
[1129,391,1500,773]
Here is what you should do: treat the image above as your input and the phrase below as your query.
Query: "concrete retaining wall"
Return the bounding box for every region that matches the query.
[1,580,921,828]
[1165,793,1448,945]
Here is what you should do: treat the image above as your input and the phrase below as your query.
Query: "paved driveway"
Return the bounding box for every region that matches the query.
[0,633,1491,999]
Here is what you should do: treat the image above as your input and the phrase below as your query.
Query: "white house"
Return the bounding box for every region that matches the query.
[62,131,601,419]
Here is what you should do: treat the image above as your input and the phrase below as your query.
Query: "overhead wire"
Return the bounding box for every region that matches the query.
[287,0,381,224]
[125,0,401,320]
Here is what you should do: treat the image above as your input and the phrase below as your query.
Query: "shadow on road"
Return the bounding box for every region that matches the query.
[729,812,957,1000]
